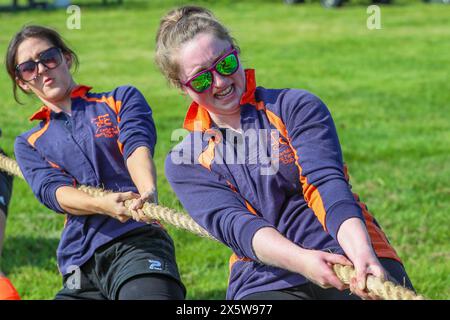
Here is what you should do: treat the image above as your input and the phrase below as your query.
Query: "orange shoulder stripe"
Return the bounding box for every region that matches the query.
[27,120,51,147]
[264,104,328,228]
[79,94,122,115]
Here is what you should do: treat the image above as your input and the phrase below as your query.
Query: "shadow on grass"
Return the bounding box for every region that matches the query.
[2,236,59,271]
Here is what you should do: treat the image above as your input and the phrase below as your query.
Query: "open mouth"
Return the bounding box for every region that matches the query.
[214,85,234,99]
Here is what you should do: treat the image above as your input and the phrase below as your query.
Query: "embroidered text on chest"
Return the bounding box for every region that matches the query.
[91,114,119,138]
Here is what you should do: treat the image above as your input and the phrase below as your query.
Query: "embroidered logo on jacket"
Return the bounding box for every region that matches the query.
[91,114,119,138]
[271,131,295,165]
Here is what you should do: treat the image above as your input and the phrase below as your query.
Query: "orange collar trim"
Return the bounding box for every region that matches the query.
[29,106,51,122]
[183,69,257,132]
[239,69,257,106]
[29,85,92,121]
[70,85,92,98]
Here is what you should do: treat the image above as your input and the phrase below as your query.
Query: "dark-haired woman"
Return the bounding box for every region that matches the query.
[6,25,185,300]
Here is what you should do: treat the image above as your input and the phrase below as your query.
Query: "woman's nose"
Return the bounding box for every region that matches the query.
[37,61,49,75]
[213,70,229,88]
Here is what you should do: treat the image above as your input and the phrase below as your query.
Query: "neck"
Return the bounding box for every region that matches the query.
[210,111,241,131]
[41,81,77,114]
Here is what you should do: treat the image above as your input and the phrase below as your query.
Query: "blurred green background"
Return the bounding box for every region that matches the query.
[0,0,449,299]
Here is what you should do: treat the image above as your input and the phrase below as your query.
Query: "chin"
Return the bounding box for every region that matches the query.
[216,100,241,114]
[42,86,68,101]
[214,92,241,110]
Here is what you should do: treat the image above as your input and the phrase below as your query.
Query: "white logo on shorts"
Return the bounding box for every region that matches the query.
[148,259,163,271]
[0,196,5,206]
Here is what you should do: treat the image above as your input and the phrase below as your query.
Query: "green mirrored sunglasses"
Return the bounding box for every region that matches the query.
[182,48,239,93]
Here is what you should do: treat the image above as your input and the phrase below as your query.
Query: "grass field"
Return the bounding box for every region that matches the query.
[0,0,449,300]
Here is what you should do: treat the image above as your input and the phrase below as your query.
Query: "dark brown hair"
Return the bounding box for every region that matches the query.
[5,25,79,103]
[155,6,239,88]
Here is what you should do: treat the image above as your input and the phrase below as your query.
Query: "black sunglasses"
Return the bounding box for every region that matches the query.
[15,47,63,82]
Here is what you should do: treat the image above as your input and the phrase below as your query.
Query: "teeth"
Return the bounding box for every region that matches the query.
[216,86,233,97]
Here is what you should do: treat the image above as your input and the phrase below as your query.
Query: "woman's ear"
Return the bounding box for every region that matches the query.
[16,77,31,92]
[64,53,73,69]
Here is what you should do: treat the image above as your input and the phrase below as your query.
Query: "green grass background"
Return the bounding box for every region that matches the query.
[0,0,449,300]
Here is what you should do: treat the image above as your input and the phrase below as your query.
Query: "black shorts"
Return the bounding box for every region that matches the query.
[55,224,186,300]
[0,148,13,217]
[242,258,414,300]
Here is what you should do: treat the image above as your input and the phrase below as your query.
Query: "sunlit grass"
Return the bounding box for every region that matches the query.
[0,0,448,299]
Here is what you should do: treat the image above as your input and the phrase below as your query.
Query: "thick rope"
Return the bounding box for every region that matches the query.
[0,153,213,240]
[333,265,425,300]
[77,185,215,240]
[0,153,426,300]
[0,153,24,179]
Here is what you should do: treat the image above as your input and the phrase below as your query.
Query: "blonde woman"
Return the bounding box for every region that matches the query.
[157,6,414,300]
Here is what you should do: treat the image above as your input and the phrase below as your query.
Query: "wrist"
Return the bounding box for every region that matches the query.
[346,244,376,262]
[141,188,156,196]
[141,188,158,203]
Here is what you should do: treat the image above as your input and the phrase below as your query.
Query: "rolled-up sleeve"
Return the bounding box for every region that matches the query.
[116,86,157,160]
[279,90,365,240]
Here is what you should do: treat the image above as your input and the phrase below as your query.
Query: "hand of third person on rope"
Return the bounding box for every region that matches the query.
[98,191,140,223]
[128,189,158,223]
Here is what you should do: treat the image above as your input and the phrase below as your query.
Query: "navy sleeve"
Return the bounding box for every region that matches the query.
[14,137,75,214]
[116,86,157,159]
[278,90,365,240]
[165,149,273,260]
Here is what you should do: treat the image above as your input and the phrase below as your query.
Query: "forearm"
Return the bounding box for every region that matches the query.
[126,146,157,195]
[55,186,102,216]
[337,217,375,260]
[252,227,307,273]
[253,226,355,292]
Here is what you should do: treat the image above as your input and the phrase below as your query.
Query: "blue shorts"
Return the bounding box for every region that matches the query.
[55,224,186,300]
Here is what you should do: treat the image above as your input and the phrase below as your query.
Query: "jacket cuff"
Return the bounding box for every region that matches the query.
[238,217,273,261]
[123,138,156,160]
[45,182,74,214]
[325,201,365,240]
